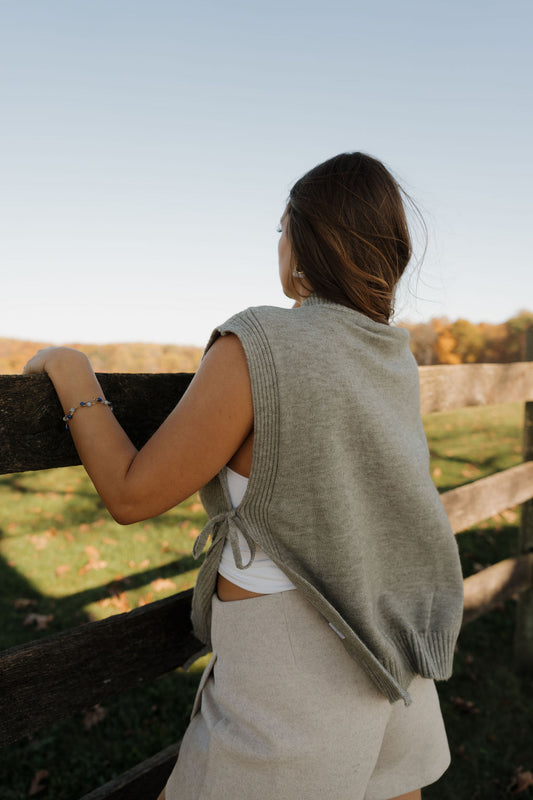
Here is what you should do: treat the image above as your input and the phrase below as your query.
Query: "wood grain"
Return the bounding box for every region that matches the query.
[441,462,533,534]
[462,555,532,626]
[0,373,194,475]
[419,362,533,414]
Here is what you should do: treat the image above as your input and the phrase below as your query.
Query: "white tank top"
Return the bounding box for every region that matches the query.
[217,466,296,593]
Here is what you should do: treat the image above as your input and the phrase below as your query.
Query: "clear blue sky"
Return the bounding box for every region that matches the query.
[1,0,531,346]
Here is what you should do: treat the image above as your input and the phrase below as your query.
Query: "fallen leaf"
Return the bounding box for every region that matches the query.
[188,527,200,540]
[138,592,154,607]
[24,613,54,631]
[432,467,442,479]
[461,464,480,478]
[83,704,107,730]
[134,533,147,543]
[138,558,150,569]
[456,744,470,760]
[63,530,75,542]
[14,598,37,609]
[102,537,118,546]
[79,523,91,533]
[152,578,177,592]
[510,767,533,794]
[189,502,203,513]
[451,696,480,715]
[98,592,130,612]
[29,535,48,551]
[55,564,71,578]
[28,769,49,796]
[79,545,107,574]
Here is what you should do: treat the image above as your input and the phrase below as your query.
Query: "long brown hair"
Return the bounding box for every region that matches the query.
[286,152,421,323]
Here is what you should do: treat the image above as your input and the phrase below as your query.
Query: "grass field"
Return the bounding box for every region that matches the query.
[1,402,532,799]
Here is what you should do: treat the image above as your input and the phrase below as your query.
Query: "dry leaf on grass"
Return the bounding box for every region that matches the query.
[152,578,177,592]
[54,564,71,577]
[13,598,37,609]
[83,704,107,730]
[98,592,130,613]
[24,613,54,631]
[138,593,154,607]
[79,545,108,574]
[451,696,480,715]
[461,464,480,478]
[29,535,48,551]
[510,767,533,794]
[28,768,49,796]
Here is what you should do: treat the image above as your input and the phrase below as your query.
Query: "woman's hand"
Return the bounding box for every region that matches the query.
[23,346,89,377]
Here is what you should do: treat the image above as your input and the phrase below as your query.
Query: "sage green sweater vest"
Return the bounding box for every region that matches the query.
[191,296,464,706]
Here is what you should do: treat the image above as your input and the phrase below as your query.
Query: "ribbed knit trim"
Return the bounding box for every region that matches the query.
[217,311,281,547]
[393,630,459,680]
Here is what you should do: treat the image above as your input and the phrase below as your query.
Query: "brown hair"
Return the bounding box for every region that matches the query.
[286,152,421,323]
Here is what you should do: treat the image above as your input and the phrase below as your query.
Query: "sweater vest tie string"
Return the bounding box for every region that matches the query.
[193,509,257,570]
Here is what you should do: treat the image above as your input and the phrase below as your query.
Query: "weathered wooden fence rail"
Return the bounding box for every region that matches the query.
[1,341,533,800]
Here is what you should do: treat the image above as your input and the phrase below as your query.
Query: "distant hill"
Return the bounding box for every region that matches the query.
[0,339,203,375]
[1,309,532,373]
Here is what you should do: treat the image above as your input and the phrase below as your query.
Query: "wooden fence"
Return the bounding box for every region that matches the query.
[0,336,532,800]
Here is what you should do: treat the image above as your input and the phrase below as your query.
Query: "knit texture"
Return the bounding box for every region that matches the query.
[191,296,464,706]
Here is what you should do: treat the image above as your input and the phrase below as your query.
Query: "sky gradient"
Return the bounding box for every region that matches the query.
[1,0,531,346]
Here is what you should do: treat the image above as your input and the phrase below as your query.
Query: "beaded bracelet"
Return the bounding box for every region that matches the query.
[62,397,113,430]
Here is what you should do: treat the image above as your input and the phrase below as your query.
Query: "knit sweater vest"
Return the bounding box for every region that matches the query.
[191,296,464,706]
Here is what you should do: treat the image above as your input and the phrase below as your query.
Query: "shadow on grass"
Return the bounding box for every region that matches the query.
[0,541,203,653]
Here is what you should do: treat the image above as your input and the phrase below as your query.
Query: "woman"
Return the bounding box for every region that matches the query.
[24,153,464,800]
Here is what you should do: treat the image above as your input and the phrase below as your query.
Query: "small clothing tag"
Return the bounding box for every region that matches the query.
[328,622,346,639]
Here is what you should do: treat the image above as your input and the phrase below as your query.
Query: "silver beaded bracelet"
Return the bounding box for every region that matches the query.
[62,397,113,430]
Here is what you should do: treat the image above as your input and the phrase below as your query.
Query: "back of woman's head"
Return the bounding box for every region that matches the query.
[286,152,416,324]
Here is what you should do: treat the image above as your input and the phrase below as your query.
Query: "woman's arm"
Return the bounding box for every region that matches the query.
[23,334,253,524]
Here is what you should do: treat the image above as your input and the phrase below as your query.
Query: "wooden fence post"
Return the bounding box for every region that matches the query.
[514,325,533,672]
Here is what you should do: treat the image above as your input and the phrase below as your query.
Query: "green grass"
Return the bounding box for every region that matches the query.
[0,402,532,798]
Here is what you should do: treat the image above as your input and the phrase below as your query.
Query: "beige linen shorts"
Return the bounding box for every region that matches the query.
[165,590,451,800]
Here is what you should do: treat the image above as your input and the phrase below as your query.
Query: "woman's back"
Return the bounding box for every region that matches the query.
[193,296,464,706]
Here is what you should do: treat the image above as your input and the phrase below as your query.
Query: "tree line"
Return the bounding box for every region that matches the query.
[400,310,533,365]
[1,310,532,373]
